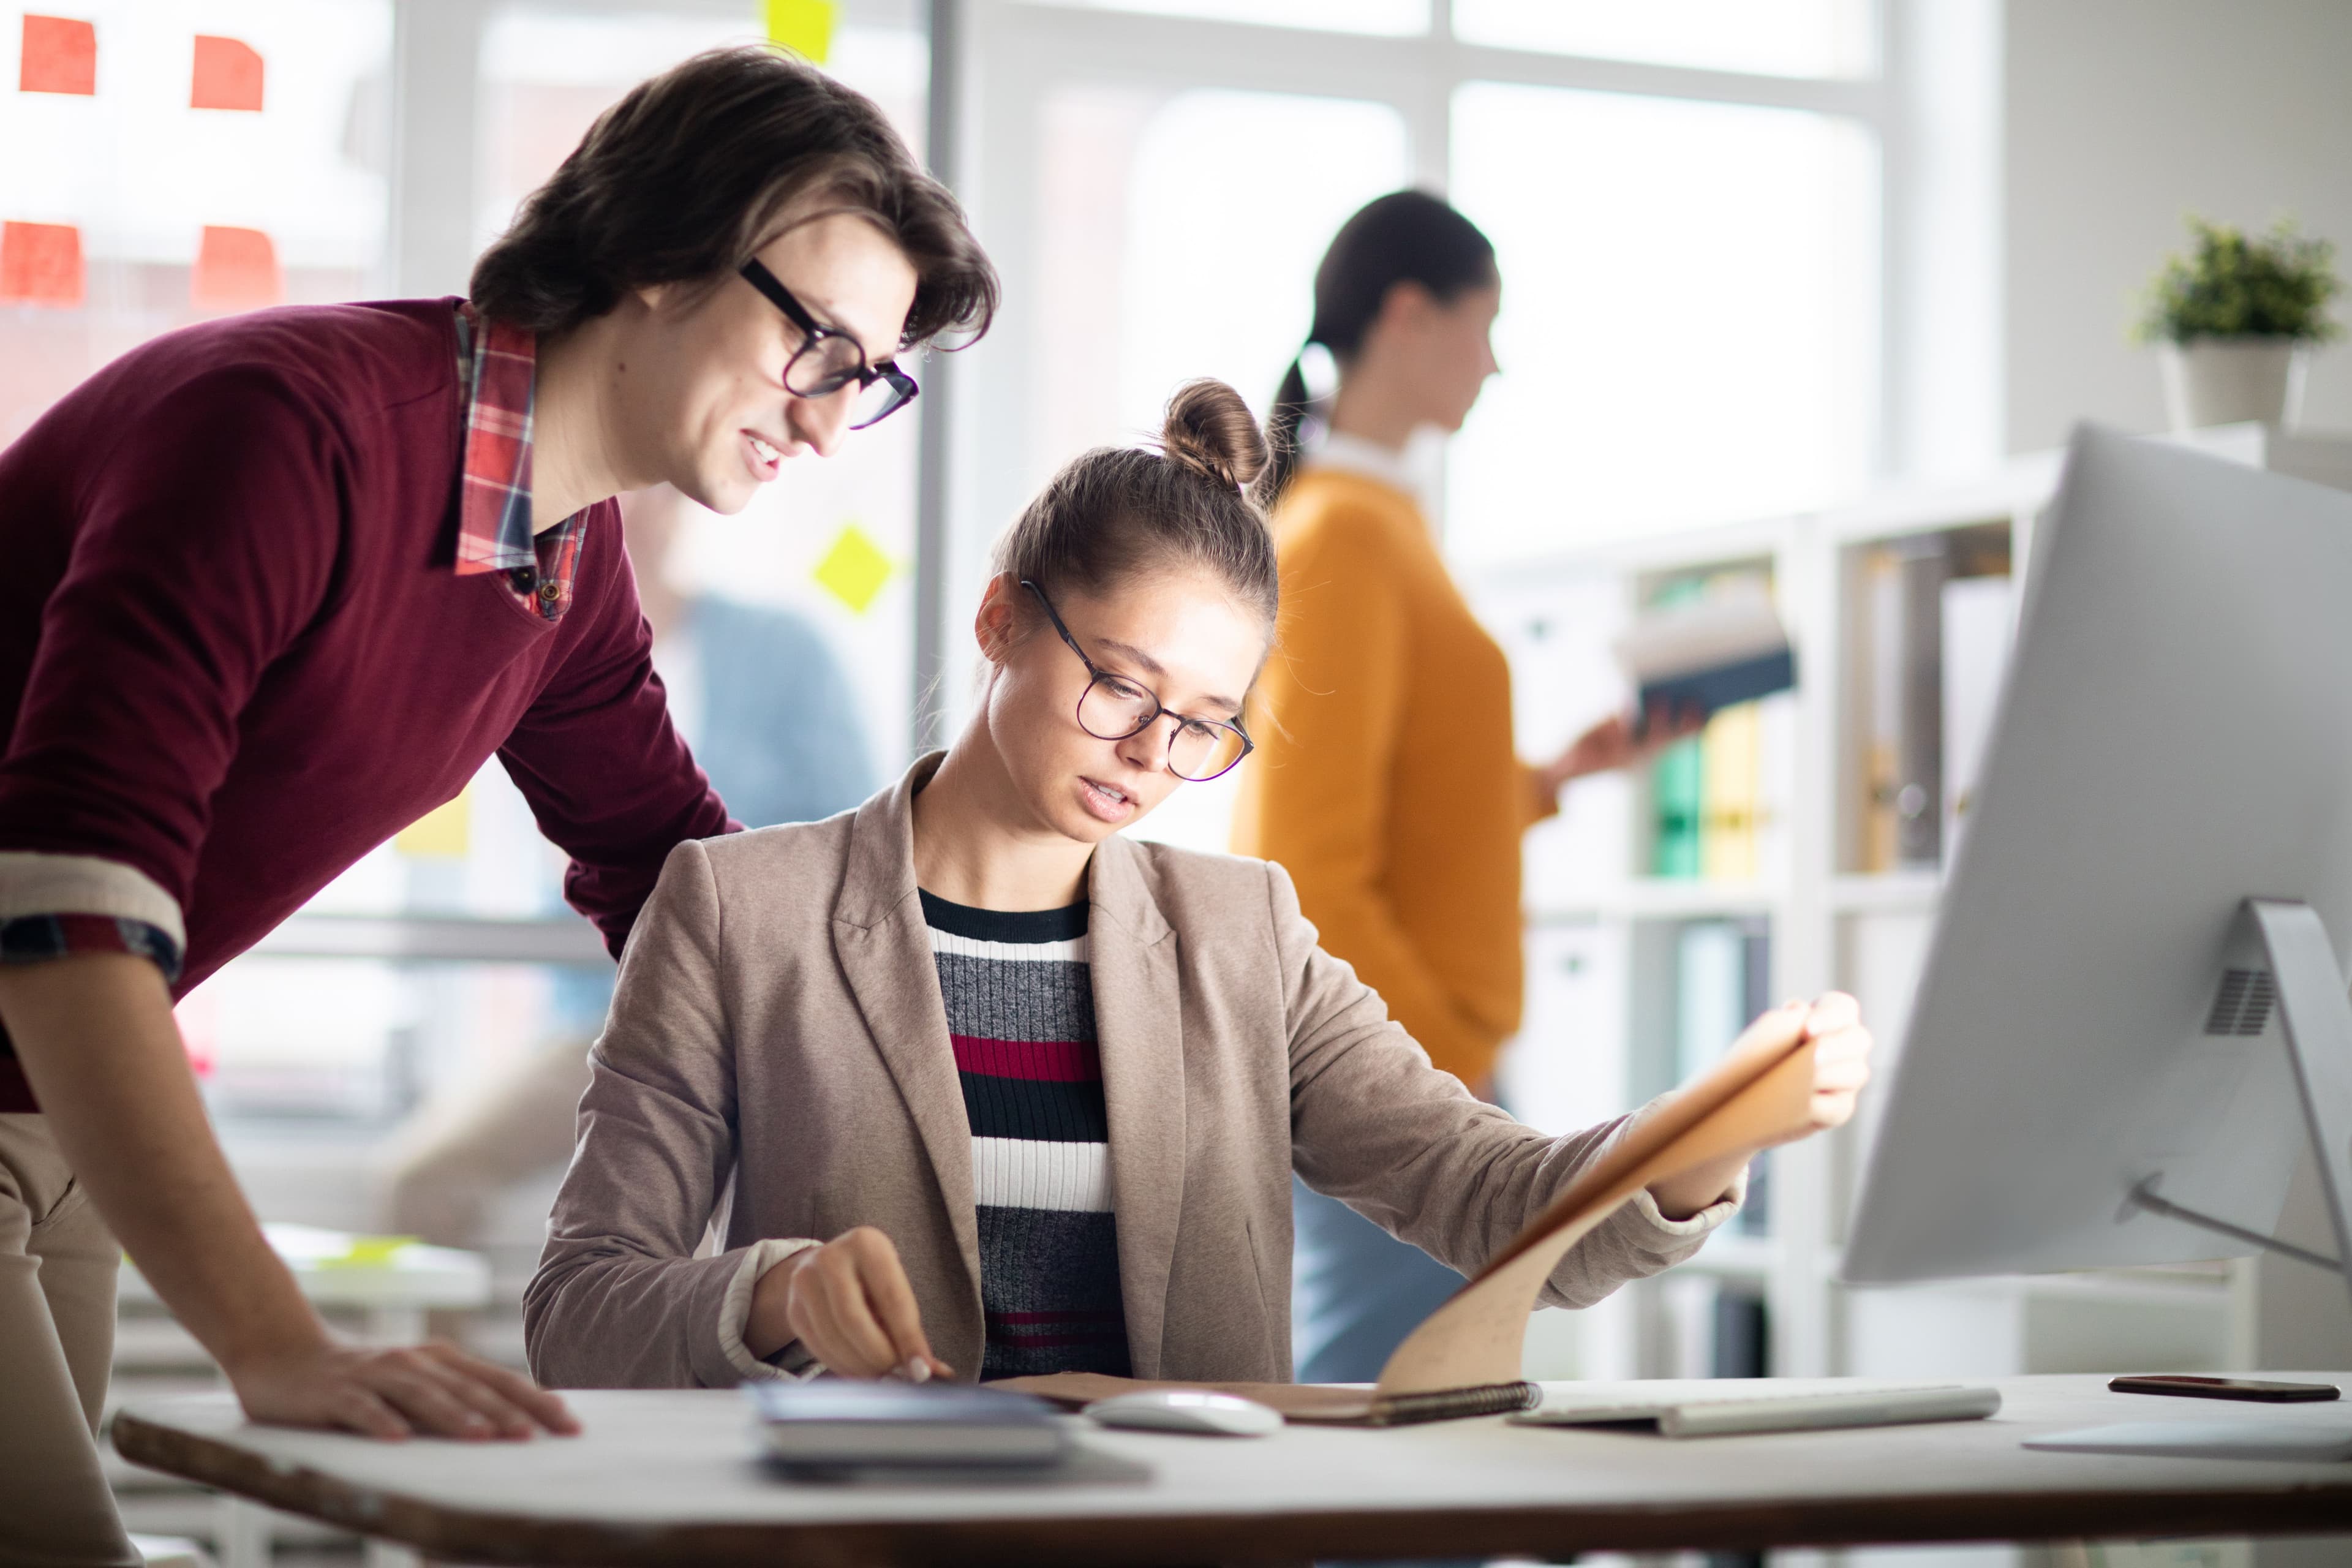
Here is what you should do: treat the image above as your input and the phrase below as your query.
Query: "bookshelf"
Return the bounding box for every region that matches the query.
[1479,426,2352,1433]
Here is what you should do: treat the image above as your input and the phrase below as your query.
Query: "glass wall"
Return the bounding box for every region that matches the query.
[1453,0,1876,78]
[1025,0,1428,36]
[1446,83,1880,565]
[0,0,392,444]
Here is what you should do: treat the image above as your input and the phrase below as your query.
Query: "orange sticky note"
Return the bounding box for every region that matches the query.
[20,15,97,94]
[0,222,86,306]
[190,35,263,111]
[192,226,281,310]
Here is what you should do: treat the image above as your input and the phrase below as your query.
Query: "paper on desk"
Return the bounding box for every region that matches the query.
[1002,1010,1819,1423]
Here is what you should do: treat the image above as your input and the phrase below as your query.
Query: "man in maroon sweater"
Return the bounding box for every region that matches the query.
[0,48,994,1564]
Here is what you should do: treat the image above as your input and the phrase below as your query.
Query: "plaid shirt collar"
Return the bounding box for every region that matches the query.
[452,302,585,622]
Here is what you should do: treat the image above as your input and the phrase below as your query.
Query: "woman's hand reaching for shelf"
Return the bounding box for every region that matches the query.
[1536,702,1706,799]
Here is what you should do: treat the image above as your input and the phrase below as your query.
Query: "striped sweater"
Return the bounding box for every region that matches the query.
[920,890,1133,1380]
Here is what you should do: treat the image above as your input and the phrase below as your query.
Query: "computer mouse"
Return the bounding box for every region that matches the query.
[1083,1389,1283,1437]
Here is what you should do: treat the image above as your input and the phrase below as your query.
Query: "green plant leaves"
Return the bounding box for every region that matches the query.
[2133,216,2343,344]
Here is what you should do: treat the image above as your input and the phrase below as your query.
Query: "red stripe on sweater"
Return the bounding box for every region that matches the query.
[950,1034,1101,1083]
[986,1330,1129,1348]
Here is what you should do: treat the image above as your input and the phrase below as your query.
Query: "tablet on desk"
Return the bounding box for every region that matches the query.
[745,1381,1070,1468]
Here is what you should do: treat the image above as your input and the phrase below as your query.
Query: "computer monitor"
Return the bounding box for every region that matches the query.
[1842,424,2352,1298]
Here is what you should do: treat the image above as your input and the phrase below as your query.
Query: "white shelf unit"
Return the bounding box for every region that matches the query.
[1480,426,2352,1404]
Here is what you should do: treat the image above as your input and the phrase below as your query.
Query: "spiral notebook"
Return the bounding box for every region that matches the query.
[997,1009,1821,1427]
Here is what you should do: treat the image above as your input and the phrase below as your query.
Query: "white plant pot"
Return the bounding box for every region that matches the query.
[2157,337,2310,431]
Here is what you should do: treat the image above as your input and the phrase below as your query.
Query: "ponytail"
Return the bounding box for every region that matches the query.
[1258,190,1497,508]
[1259,354,1315,508]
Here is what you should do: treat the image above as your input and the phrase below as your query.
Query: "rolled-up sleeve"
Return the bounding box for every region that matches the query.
[0,369,342,986]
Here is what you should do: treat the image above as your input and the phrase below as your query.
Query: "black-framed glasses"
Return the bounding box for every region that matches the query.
[738,258,919,430]
[1022,579,1254,783]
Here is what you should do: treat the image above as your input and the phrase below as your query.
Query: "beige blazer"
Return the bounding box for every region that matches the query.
[526,756,1734,1390]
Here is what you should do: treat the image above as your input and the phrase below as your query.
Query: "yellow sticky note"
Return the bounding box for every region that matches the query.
[395,786,471,859]
[813,522,894,614]
[320,1235,418,1270]
[766,0,835,64]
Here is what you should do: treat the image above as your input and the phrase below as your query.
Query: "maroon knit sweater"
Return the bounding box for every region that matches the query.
[0,300,733,1109]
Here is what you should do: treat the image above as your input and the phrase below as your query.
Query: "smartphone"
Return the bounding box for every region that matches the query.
[2109,1374,2340,1403]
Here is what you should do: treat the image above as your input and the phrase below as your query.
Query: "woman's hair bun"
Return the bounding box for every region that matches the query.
[1160,379,1268,492]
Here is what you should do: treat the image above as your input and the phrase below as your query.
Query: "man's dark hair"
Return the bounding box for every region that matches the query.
[470,47,997,350]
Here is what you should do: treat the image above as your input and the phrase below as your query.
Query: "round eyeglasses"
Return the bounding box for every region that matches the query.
[738,259,919,431]
[1022,579,1254,783]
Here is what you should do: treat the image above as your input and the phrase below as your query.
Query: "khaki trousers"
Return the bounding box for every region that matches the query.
[0,1113,141,1567]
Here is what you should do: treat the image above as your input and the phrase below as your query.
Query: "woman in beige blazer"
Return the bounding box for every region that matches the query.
[526,382,1872,1390]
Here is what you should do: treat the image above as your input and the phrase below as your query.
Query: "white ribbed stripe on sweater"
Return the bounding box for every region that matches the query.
[970,1135,1112,1212]
[925,927,1089,964]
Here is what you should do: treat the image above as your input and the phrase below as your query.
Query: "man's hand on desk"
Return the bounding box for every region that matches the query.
[227,1337,581,1441]
[1647,991,1875,1221]
[748,1226,954,1382]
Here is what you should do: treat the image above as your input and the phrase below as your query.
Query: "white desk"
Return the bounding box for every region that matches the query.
[113,1373,2352,1564]
[120,1224,490,1568]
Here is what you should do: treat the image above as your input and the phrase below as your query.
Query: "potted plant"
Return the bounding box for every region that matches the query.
[2134,216,2341,431]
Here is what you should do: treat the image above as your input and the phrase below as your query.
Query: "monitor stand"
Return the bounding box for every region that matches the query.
[2051,902,2352,1457]
[2049,899,2352,1451]
[2122,897,2352,1314]
[2126,902,2352,1316]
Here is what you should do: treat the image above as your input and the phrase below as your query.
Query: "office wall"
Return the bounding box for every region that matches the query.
[2004,0,2352,452]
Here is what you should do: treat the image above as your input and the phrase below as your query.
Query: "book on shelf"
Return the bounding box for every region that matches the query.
[1675,918,1773,1237]
[1640,570,1786,880]
[1653,725,1705,878]
[1698,700,1761,880]
[1857,537,1948,870]
[1855,530,2013,874]
[1941,573,2015,864]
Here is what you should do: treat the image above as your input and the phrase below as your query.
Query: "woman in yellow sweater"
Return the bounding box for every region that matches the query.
[1233,191,1688,1382]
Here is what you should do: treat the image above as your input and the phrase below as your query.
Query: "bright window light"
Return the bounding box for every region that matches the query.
[1023,0,1428,37]
[1117,91,1411,440]
[1446,83,1879,566]
[1453,0,1877,80]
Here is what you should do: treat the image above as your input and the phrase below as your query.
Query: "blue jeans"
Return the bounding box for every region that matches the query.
[1289,1175,1467,1385]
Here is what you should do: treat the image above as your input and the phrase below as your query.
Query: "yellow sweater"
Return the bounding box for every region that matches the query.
[1232,468,1553,1090]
